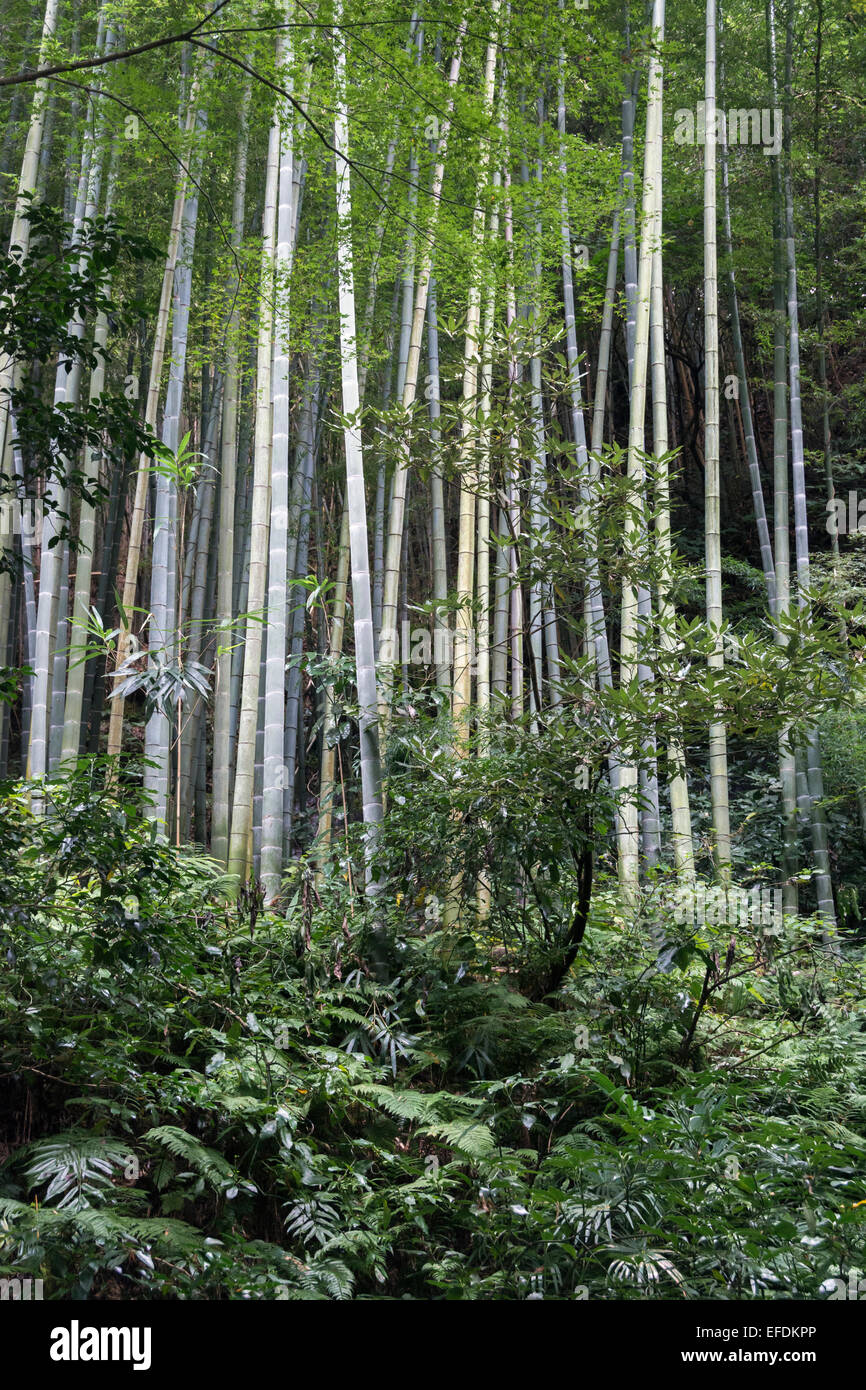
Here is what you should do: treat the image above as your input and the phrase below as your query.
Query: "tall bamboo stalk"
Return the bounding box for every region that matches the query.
[453,9,500,727]
[646,1,695,878]
[106,84,200,765]
[28,29,107,790]
[334,6,384,890]
[0,0,60,471]
[703,0,733,880]
[779,0,835,932]
[719,7,776,611]
[144,91,208,829]
[764,17,798,916]
[226,90,281,886]
[211,78,251,865]
[377,20,467,701]
[617,0,665,904]
[557,27,613,706]
[261,28,296,902]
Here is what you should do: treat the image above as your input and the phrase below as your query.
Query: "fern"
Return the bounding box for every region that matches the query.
[607,1246,688,1292]
[143,1126,256,1197]
[356,1083,478,1123]
[18,1131,135,1211]
[210,1093,272,1116]
[0,1195,207,1263]
[75,1210,207,1255]
[354,1084,495,1158]
[293,1256,355,1300]
[420,1119,496,1159]
[283,1197,340,1247]
[356,1084,443,1124]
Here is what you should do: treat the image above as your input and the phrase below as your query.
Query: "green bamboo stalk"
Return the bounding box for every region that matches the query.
[703,0,733,881]
[107,83,199,764]
[618,0,666,904]
[377,19,467,706]
[453,9,500,728]
[334,6,384,889]
[262,28,297,902]
[779,0,835,933]
[226,90,281,887]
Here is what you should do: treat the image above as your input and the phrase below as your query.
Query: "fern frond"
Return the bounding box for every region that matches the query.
[420,1120,497,1159]
[295,1256,354,1300]
[143,1126,256,1196]
[19,1131,135,1211]
[356,1083,478,1124]
[356,1084,442,1124]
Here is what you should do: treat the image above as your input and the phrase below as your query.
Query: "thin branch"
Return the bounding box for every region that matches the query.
[0,0,233,89]
[187,38,447,245]
[50,78,240,280]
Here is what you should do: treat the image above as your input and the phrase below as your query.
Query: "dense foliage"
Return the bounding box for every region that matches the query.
[1,762,864,1300]
[2,0,866,1307]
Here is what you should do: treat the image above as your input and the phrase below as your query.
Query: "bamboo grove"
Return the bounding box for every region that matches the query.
[1,0,865,941]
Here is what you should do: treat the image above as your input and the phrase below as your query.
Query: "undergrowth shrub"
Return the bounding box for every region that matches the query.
[1,762,865,1299]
